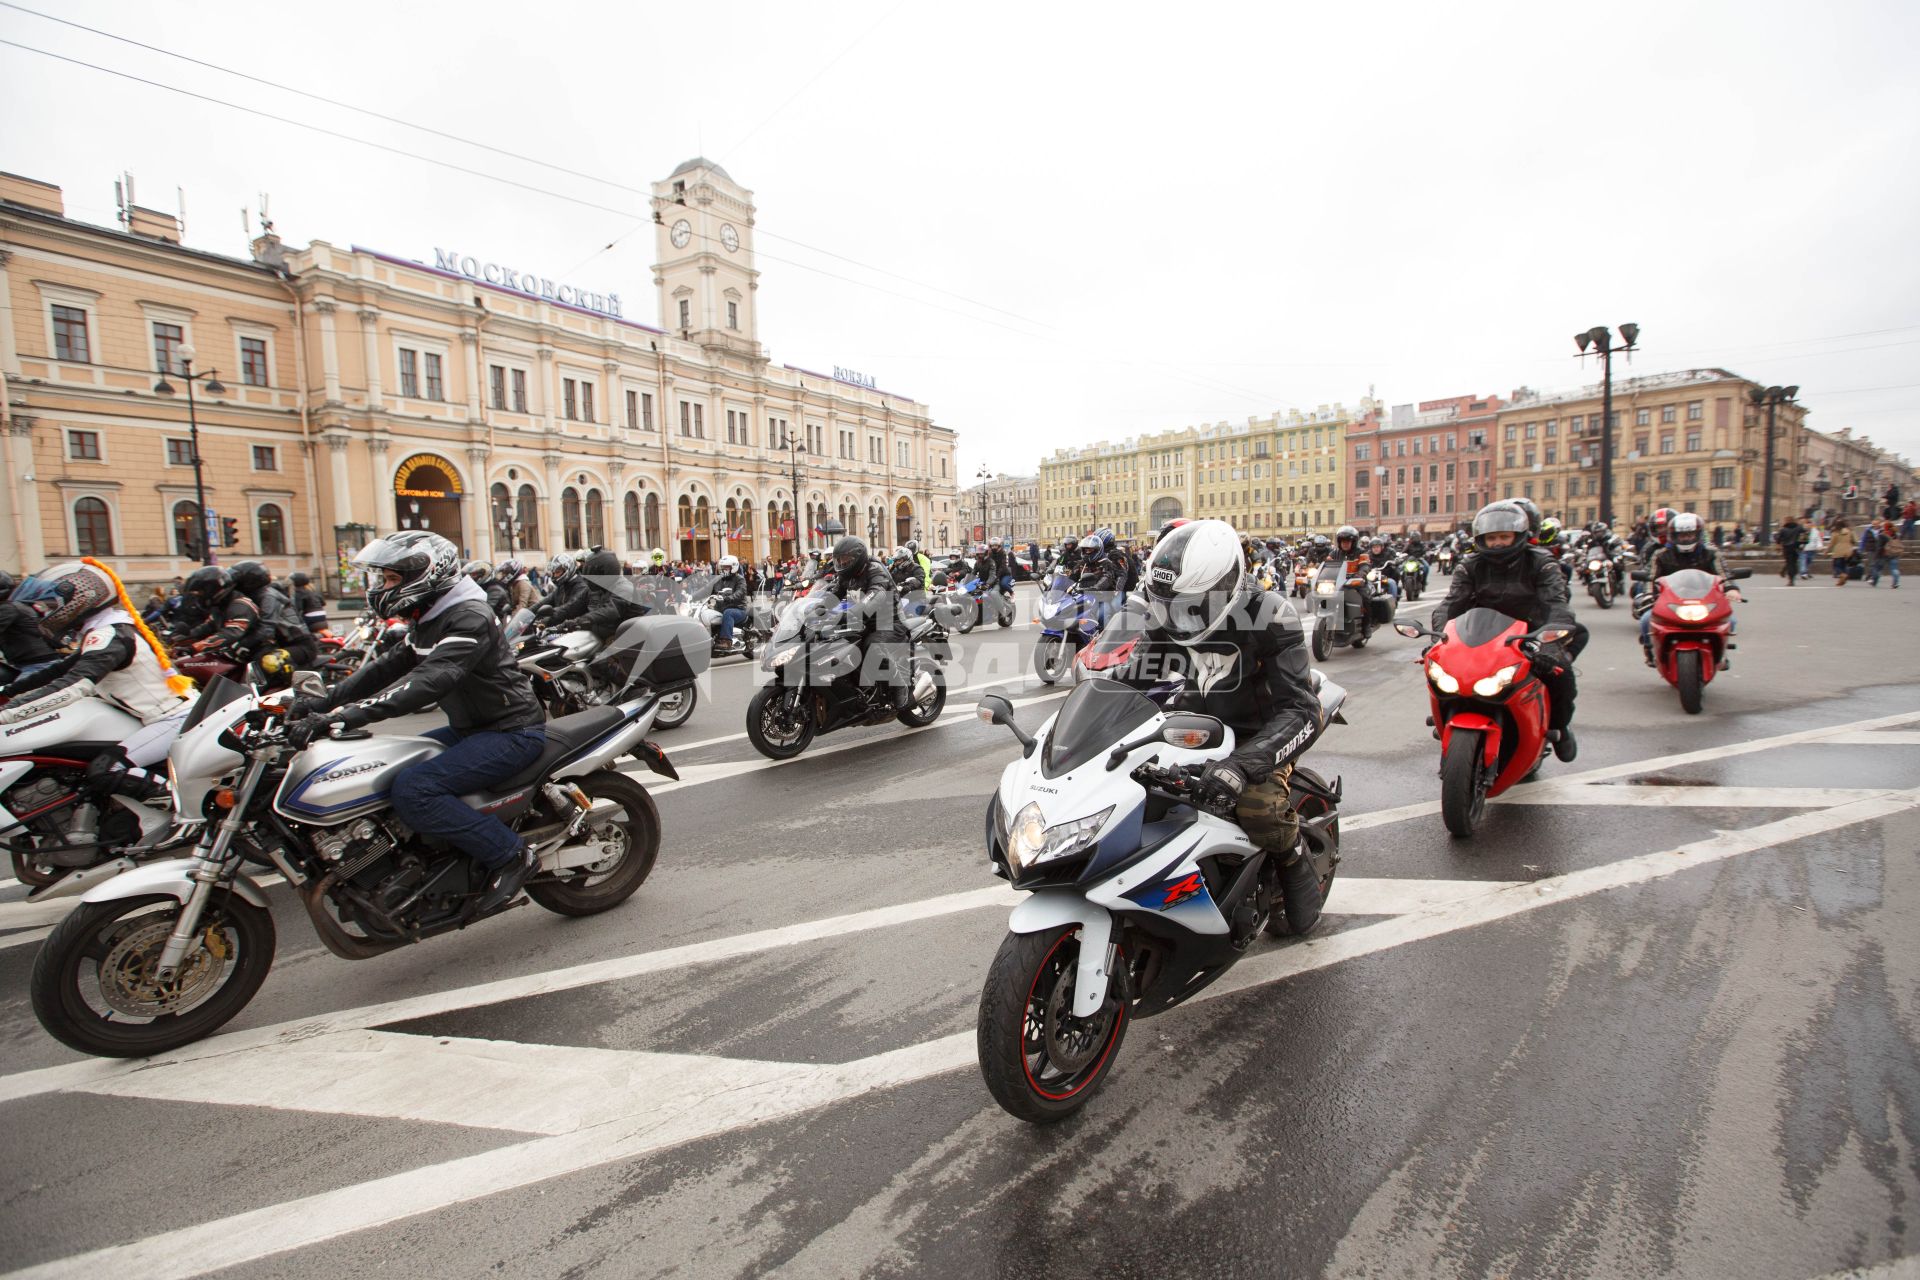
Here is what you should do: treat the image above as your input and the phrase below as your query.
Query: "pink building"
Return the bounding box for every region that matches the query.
[1347,393,1503,534]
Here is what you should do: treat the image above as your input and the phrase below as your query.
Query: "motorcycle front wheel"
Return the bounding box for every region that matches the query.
[977,925,1128,1124]
[1310,622,1333,663]
[1033,636,1071,685]
[1590,580,1614,610]
[1676,649,1705,715]
[1440,728,1488,838]
[31,892,275,1058]
[526,770,659,916]
[747,684,815,759]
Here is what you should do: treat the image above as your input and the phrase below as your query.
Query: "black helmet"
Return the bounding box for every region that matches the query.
[1471,502,1531,566]
[581,549,622,578]
[289,571,310,589]
[1334,524,1360,554]
[229,561,272,595]
[352,531,462,619]
[184,565,233,604]
[904,539,920,556]
[831,536,869,575]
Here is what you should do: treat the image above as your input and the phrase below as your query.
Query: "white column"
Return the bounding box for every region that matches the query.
[367,435,390,534]
[467,446,492,562]
[312,299,343,404]
[358,308,383,410]
[325,431,354,526]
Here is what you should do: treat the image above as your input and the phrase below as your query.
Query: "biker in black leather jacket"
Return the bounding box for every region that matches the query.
[547,549,649,640]
[1439,501,1584,760]
[830,536,911,712]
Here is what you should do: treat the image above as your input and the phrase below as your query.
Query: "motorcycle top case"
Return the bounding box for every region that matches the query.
[594,615,709,688]
[1367,595,1396,625]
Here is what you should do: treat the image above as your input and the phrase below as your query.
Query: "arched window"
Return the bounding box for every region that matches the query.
[490,483,512,543]
[74,497,113,556]
[256,503,286,555]
[171,500,201,558]
[561,487,583,549]
[515,484,540,549]
[644,492,662,548]
[676,497,693,553]
[584,488,605,548]
[623,492,642,552]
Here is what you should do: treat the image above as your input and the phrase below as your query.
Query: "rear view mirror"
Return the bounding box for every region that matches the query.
[292,670,327,698]
[975,690,1016,727]
[1394,622,1426,639]
[1729,568,1753,580]
[1160,713,1225,750]
[1629,571,1649,583]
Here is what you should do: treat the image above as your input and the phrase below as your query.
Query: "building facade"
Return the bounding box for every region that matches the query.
[1038,405,1349,544]
[0,159,960,584]
[1796,427,1918,525]
[958,472,1038,549]
[1346,392,1502,533]
[1492,368,1808,532]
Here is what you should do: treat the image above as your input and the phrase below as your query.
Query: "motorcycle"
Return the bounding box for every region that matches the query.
[30,615,704,1058]
[1634,567,1748,714]
[1580,548,1624,610]
[1032,571,1104,686]
[955,576,1015,635]
[1396,611,1571,838]
[679,593,768,661]
[1310,558,1390,661]
[1435,545,1456,575]
[517,625,698,730]
[1290,555,1315,599]
[971,670,1348,1122]
[1400,556,1428,602]
[745,593,949,760]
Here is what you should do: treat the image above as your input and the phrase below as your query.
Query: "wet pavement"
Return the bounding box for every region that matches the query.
[0,576,1916,1278]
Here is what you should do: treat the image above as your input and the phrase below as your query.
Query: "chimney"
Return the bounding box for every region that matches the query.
[127,204,181,243]
[0,172,64,216]
[250,232,286,270]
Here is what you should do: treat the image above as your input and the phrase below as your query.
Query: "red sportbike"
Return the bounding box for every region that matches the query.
[1635,567,1748,715]
[1397,610,1571,838]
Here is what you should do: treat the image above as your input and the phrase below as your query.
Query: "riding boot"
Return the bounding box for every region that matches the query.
[1277,846,1323,936]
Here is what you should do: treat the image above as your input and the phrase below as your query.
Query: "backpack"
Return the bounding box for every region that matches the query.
[259,587,308,646]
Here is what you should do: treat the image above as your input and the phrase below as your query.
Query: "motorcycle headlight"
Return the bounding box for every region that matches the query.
[1674,603,1711,622]
[770,646,800,668]
[1427,660,1461,693]
[1315,580,1338,596]
[1588,560,1604,571]
[1004,801,1114,876]
[1472,663,1523,697]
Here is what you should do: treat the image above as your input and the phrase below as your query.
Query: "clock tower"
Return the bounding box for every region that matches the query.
[652,157,760,361]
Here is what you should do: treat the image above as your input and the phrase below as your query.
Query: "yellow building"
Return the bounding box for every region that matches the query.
[1038,406,1349,543]
[1492,368,1808,530]
[0,159,960,584]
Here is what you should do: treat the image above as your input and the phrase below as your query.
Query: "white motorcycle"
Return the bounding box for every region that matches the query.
[517,625,696,730]
[972,672,1347,1122]
[30,614,706,1059]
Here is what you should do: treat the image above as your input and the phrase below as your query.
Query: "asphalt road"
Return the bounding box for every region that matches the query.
[1,574,1917,1279]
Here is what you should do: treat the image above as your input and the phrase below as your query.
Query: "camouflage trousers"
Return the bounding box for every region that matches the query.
[1234,764,1300,859]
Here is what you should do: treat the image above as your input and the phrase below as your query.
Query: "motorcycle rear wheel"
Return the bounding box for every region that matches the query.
[526,771,659,916]
[1440,729,1488,838]
[977,925,1128,1124]
[652,686,697,731]
[896,659,947,728]
[1676,649,1705,715]
[746,685,815,760]
[31,893,275,1058]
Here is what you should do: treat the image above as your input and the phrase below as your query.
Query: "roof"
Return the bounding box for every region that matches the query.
[669,156,731,182]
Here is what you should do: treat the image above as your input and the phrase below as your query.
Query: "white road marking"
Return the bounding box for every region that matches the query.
[1497,785,1888,808]
[1819,731,1920,745]
[13,787,1915,1280]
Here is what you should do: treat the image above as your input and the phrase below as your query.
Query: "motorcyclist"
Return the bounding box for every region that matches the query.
[494,558,539,615]
[532,552,584,624]
[0,561,196,848]
[290,531,546,914]
[1438,501,1585,761]
[1636,511,1739,667]
[986,536,1014,594]
[708,553,751,650]
[1405,530,1428,560]
[1332,525,1363,566]
[0,570,61,678]
[180,564,273,666]
[1364,536,1403,601]
[1055,536,1083,576]
[288,571,331,636]
[905,539,934,597]
[250,563,322,681]
[466,560,511,619]
[1124,518,1330,932]
[545,548,648,640]
[828,536,910,713]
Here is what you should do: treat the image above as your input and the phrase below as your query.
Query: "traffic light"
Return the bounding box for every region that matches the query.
[221,516,239,547]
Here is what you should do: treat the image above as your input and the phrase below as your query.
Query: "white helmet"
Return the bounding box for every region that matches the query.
[1143,518,1246,644]
[717,554,740,572]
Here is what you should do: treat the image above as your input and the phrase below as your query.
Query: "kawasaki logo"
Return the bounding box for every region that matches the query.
[4,714,58,736]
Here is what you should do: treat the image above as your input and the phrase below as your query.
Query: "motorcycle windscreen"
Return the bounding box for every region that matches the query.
[1042,677,1158,779]
[176,673,249,735]
[1661,568,1717,599]
[1448,606,1527,647]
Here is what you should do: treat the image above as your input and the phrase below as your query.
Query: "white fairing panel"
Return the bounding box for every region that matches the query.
[0,698,143,754]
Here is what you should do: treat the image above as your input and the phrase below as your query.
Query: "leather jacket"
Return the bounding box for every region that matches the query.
[1440,546,1575,631]
[1648,542,1729,583]
[832,559,906,641]
[710,572,749,612]
[323,578,542,732]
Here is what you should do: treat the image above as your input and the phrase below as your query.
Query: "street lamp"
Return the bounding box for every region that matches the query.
[153,344,226,564]
[975,463,991,548]
[1573,323,1639,527]
[1747,383,1799,540]
[781,431,807,556]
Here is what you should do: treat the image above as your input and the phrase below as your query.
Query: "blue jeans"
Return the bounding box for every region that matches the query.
[1869,557,1901,586]
[391,725,546,869]
[1799,549,1814,576]
[718,607,748,641]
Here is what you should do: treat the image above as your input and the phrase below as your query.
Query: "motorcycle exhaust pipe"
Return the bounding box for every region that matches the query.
[911,667,937,702]
[26,855,137,903]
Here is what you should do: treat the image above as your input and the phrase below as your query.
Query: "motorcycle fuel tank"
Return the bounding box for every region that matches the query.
[0,697,144,754]
[274,733,444,826]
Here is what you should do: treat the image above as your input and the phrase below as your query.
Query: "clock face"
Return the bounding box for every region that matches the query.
[720,223,739,253]
[671,219,692,249]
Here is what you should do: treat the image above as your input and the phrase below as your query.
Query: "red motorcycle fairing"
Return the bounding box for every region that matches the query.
[1647,569,1736,690]
[1420,607,1554,801]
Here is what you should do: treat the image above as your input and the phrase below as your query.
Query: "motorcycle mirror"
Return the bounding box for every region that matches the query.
[292,670,327,697]
[1537,628,1571,643]
[1729,568,1753,580]
[1629,571,1649,582]
[1393,622,1425,639]
[975,689,1019,730]
[1160,713,1225,750]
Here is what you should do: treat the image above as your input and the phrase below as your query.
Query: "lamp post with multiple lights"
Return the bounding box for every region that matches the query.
[1573,323,1638,526]
[1748,383,1799,541]
[152,345,226,564]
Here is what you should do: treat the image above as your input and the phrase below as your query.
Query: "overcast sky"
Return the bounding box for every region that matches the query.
[4,0,1917,477]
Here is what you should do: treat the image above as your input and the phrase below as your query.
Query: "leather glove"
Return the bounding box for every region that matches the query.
[289,703,369,749]
[287,695,329,721]
[1192,762,1247,815]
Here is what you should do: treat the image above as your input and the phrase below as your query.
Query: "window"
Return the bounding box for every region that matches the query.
[256,503,286,554]
[516,484,540,547]
[1710,499,1734,521]
[73,497,113,555]
[1660,435,1675,455]
[166,438,194,466]
[1684,468,1698,490]
[679,401,704,437]
[1504,450,1516,469]
[1396,467,1406,484]
[1468,460,1479,478]
[52,304,90,362]
[898,440,911,469]
[490,365,507,410]
[171,500,201,557]
[563,379,578,420]
[1524,449,1536,467]
[398,347,420,398]
[152,322,185,374]
[1544,420,1557,437]
[67,429,101,460]
[251,445,277,471]
[637,391,653,430]
[585,489,605,547]
[1445,462,1456,481]
[1544,447,1556,465]
[1354,443,1370,461]
[562,487,583,549]
[1635,436,1650,455]
[726,409,742,444]
[580,382,594,422]
[1412,438,1422,455]
[1661,405,1677,424]
[678,299,691,328]
[727,300,739,330]
[1686,401,1703,421]
[1685,431,1701,451]
[511,369,528,413]
[1636,409,1651,426]
[1525,423,1537,439]
[624,491,643,551]
[1711,466,1735,488]
[1634,473,1648,492]
[627,390,640,430]
[1505,425,1517,442]
[240,336,269,387]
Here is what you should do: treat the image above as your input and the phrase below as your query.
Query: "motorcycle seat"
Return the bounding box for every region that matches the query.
[497,706,626,790]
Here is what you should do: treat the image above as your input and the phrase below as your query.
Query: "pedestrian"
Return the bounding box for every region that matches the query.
[1872,520,1903,588]
[1903,499,1917,539]
[1774,516,1805,585]
[1731,524,1746,547]
[1802,521,1824,579]
[1829,520,1853,584]
[1712,524,1725,548]
[1884,483,1902,521]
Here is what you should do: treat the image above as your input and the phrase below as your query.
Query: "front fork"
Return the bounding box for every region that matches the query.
[154,755,272,977]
